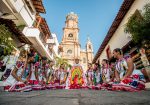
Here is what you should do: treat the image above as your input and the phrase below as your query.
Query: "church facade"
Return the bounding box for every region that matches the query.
[60,12,94,71]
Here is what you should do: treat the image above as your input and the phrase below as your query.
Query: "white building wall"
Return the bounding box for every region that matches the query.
[52,33,60,57]
[5,0,36,27]
[98,0,150,62]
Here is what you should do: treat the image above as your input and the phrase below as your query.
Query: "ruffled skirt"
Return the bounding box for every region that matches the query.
[4,82,32,92]
[28,80,46,90]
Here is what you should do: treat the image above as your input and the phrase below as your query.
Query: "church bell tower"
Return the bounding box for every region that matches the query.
[60,12,81,65]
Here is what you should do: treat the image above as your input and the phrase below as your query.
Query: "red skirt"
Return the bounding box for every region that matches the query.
[46,82,57,89]
[112,77,145,92]
[28,80,46,90]
[94,84,102,90]
[4,82,32,92]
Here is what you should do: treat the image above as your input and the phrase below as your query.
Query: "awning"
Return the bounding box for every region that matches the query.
[31,0,46,14]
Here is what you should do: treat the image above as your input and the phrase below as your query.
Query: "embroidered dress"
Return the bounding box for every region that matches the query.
[22,64,30,80]
[3,61,32,92]
[57,70,67,89]
[86,69,95,89]
[53,70,61,88]
[86,69,93,85]
[28,62,45,90]
[101,66,111,83]
[2,55,18,80]
[100,66,111,89]
[46,68,56,89]
[47,68,54,82]
[112,58,146,91]
[93,71,101,90]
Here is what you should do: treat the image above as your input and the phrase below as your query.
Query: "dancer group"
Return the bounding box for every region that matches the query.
[1,48,146,92]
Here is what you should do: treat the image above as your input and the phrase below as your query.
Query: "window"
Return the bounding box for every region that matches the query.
[24,0,35,14]
[67,49,72,54]
[89,45,91,50]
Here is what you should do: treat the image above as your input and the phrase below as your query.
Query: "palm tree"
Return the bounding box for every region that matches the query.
[55,57,72,70]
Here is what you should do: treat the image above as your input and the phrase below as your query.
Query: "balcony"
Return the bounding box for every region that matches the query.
[0,0,36,27]
[22,16,52,59]
[23,27,52,60]
[0,0,46,27]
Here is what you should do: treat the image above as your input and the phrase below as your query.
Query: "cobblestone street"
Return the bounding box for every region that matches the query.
[0,88,150,105]
[0,0,150,105]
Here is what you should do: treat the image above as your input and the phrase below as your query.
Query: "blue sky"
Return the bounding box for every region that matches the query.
[42,0,123,55]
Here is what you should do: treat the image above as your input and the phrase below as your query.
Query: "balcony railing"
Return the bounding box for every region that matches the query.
[33,16,51,45]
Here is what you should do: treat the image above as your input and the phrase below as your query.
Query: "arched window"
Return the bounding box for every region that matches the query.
[67,49,72,54]
[89,45,91,50]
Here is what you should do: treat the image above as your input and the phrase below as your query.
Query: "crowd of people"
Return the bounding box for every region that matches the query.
[0,47,146,92]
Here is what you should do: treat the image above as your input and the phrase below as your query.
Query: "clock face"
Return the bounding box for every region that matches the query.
[68,33,73,37]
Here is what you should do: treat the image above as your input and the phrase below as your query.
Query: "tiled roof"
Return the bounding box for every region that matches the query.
[92,0,135,63]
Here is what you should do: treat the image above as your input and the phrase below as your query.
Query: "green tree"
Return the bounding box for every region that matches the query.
[125,3,150,62]
[0,24,16,59]
[125,3,150,44]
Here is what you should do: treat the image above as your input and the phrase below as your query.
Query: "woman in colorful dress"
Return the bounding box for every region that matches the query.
[57,64,67,89]
[112,48,145,91]
[101,59,111,83]
[3,50,32,92]
[93,63,102,89]
[109,57,116,82]
[46,60,56,89]
[47,61,55,83]
[1,49,18,80]
[101,59,111,89]
[86,63,94,89]
[52,68,60,89]
[28,56,47,90]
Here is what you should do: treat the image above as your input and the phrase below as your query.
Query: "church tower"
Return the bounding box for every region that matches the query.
[86,37,94,64]
[60,12,94,70]
[60,12,81,65]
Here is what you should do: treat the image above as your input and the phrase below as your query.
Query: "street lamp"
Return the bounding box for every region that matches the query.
[23,44,30,58]
[24,44,30,51]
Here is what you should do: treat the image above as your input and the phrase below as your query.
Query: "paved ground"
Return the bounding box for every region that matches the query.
[0,87,150,105]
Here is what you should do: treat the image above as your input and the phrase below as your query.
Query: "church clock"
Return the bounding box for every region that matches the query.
[68,33,73,37]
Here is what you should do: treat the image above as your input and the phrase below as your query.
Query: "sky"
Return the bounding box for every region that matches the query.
[41,0,123,55]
